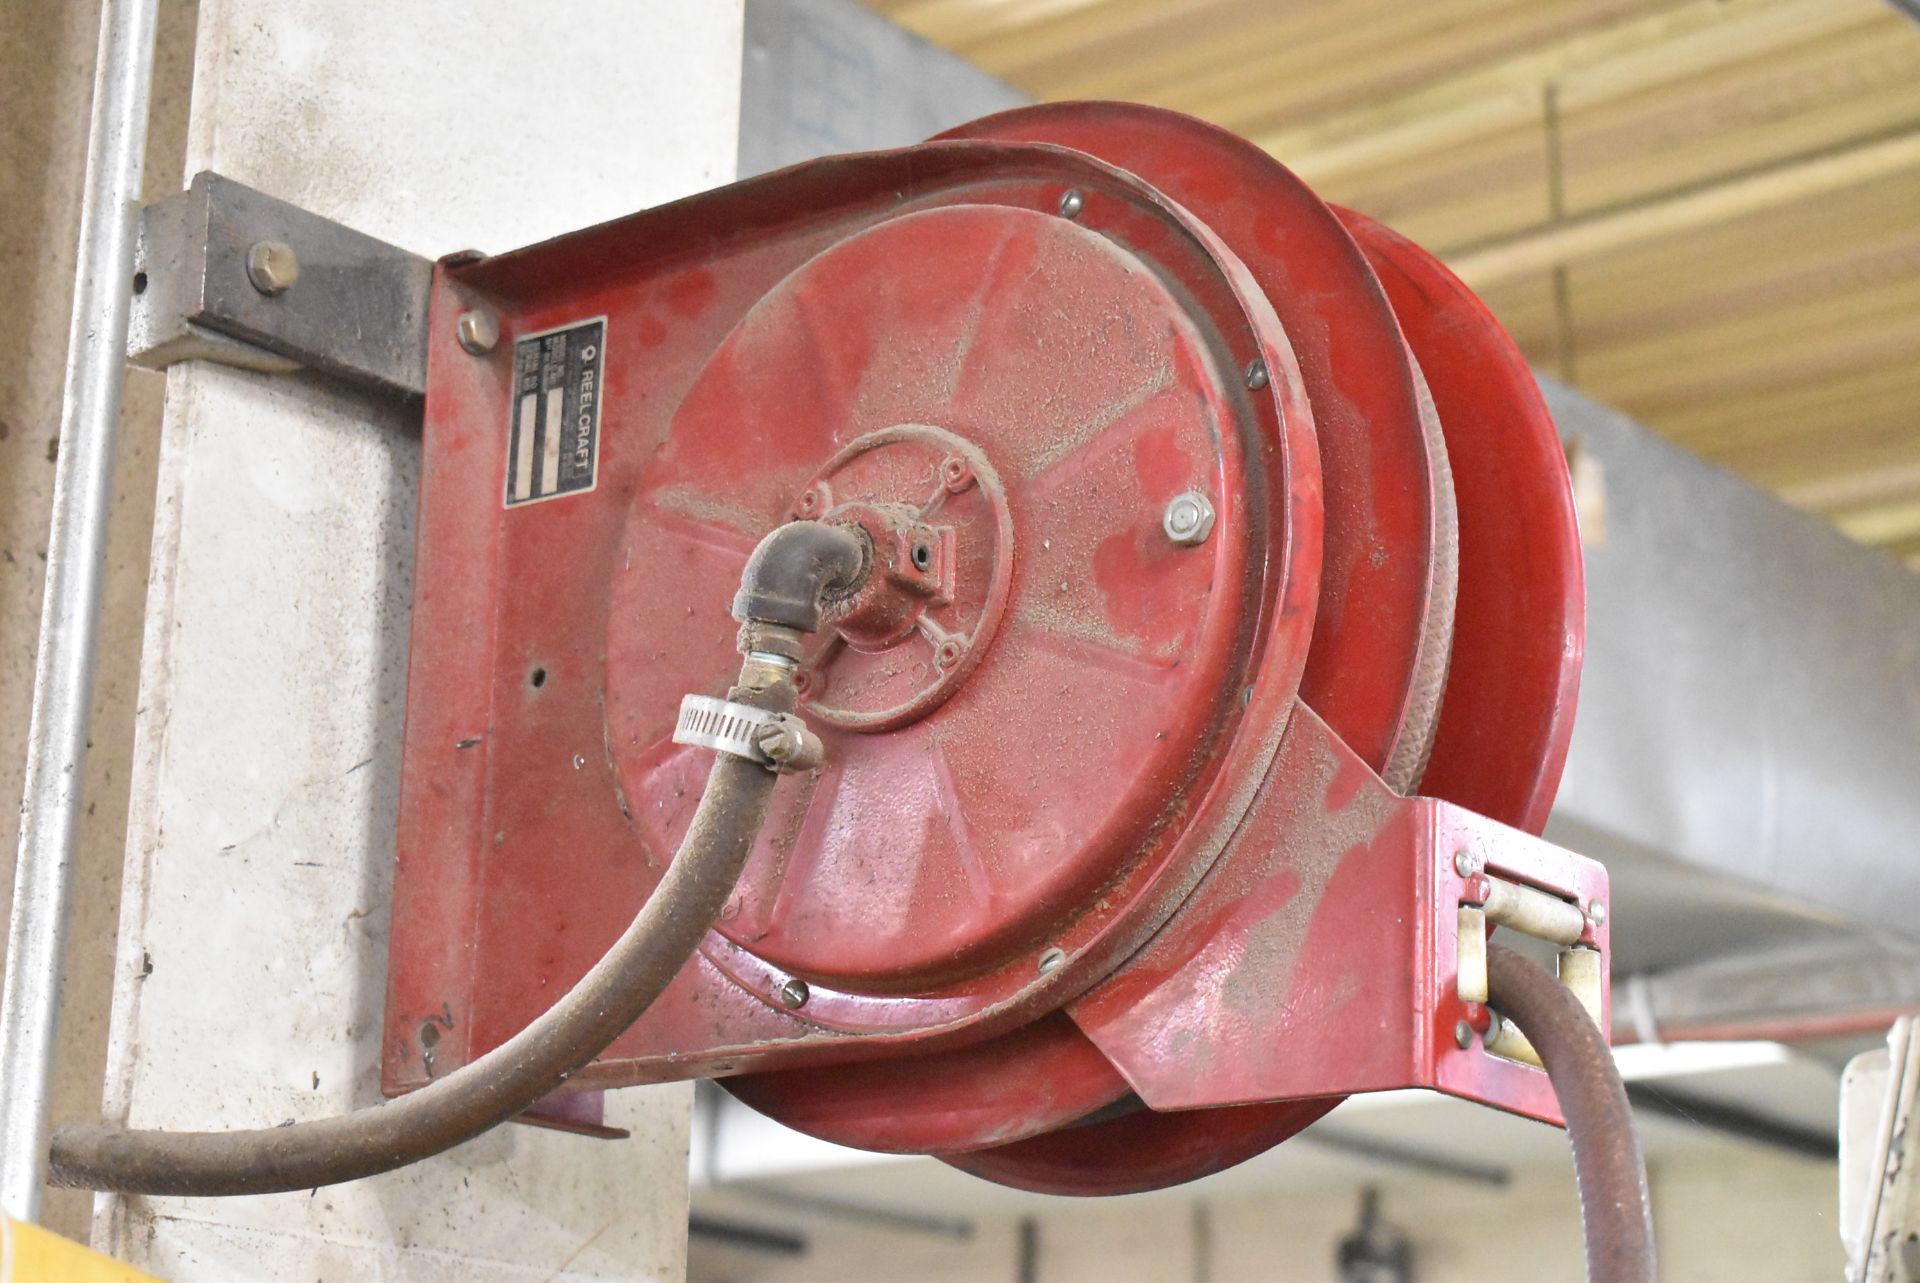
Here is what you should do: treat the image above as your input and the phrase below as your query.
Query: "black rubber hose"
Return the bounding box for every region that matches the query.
[50,521,865,1196]
[1487,944,1657,1283]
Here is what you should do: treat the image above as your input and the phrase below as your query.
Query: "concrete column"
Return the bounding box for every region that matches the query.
[90,4,743,1277]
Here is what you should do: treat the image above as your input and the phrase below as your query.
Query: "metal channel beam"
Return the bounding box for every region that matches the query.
[1541,377,1920,969]
[129,172,431,401]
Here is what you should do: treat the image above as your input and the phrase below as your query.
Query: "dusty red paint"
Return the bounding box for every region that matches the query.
[384,107,1601,1197]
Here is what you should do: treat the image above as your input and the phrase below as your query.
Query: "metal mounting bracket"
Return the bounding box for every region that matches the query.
[129,171,433,402]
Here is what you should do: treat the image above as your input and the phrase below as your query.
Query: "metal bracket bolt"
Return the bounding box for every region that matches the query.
[1058,188,1085,220]
[777,978,810,1010]
[245,240,299,295]
[456,309,499,355]
[1163,491,1216,546]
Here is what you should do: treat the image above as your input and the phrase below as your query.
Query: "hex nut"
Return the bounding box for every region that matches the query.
[245,240,299,295]
[456,309,500,355]
[1163,491,1217,547]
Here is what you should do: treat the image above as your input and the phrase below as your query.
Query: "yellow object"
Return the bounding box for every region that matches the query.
[1,1216,159,1282]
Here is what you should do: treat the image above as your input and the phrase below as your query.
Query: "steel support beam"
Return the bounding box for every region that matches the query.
[129,172,432,401]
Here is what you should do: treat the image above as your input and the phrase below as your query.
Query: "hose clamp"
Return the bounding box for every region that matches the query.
[674,695,822,772]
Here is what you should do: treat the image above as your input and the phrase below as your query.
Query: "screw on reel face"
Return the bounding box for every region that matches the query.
[1162,491,1216,547]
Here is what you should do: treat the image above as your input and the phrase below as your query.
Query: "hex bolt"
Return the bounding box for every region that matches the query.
[1163,491,1217,547]
[777,978,810,1009]
[1453,849,1478,878]
[1038,946,1067,975]
[1454,1019,1474,1050]
[456,308,500,355]
[245,240,299,296]
[1058,189,1085,220]
[1245,359,1269,391]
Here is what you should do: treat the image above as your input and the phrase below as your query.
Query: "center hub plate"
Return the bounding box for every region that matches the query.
[794,424,1013,732]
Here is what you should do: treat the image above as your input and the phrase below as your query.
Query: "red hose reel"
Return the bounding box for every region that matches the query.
[383,102,1603,1196]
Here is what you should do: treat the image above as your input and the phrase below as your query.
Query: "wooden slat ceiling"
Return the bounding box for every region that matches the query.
[864,0,1920,568]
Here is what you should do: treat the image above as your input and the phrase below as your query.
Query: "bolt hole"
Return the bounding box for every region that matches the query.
[529,667,547,688]
[132,270,148,295]
[911,543,932,571]
[418,1021,440,1048]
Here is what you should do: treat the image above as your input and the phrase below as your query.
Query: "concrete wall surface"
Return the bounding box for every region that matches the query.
[60,2,743,1278]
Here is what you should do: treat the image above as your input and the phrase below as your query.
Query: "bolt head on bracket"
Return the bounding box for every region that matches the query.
[245,240,299,295]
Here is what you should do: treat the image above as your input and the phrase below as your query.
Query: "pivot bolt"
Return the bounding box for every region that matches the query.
[777,978,810,1009]
[1163,491,1216,547]
[245,240,299,295]
[1058,189,1085,220]
[1587,900,1608,928]
[1454,1019,1474,1050]
[1453,850,1479,878]
[456,308,499,355]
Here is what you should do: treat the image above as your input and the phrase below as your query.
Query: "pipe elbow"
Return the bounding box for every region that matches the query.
[732,520,869,633]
